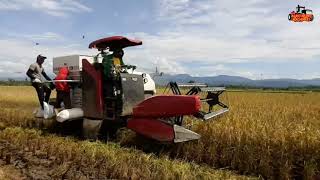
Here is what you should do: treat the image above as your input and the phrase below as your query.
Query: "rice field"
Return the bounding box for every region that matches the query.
[1,86,320,179]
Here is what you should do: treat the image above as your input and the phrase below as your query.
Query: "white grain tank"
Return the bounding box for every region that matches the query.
[53,55,95,108]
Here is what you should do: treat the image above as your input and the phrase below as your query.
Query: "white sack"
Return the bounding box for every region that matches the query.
[33,107,44,118]
[56,108,83,123]
[43,102,55,119]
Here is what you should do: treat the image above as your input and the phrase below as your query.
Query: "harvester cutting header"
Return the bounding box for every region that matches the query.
[42,36,229,143]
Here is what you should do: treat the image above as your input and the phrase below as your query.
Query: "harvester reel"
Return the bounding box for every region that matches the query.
[161,116,183,126]
[165,82,229,121]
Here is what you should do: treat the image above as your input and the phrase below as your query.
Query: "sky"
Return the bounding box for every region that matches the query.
[0,0,320,80]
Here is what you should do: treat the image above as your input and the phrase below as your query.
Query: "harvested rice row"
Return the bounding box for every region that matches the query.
[0,127,253,180]
[1,86,320,179]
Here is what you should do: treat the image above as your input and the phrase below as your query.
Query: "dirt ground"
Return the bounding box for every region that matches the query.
[0,164,26,180]
[0,140,90,180]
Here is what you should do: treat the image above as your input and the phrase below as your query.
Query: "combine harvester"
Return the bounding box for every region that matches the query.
[43,36,229,143]
[288,5,314,22]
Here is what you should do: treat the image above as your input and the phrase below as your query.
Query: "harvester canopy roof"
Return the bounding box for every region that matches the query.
[89,36,142,50]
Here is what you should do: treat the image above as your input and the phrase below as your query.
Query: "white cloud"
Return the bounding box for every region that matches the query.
[0,37,94,78]
[0,0,91,17]
[24,32,64,41]
[0,1,21,10]
[1,0,319,79]
[38,32,62,40]
[157,0,215,25]
[120,0,320,78]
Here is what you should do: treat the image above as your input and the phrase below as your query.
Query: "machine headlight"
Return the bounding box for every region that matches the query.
[143,78,148,84]
[142,73,147,78]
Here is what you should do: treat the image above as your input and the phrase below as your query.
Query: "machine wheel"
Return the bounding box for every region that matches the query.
[82,118,103,140]
[42,118,56,129]
[310,15,314,21]
[288,14,292,21]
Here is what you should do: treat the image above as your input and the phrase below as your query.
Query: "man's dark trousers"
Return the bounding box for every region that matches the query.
[55,91,71,109]
[32,82,51,109]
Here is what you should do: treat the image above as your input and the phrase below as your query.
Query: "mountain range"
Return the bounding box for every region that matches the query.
[154,74,320,88]
[1,74,320,88]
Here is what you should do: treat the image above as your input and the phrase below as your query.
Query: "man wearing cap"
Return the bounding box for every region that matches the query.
[26,55,54,109]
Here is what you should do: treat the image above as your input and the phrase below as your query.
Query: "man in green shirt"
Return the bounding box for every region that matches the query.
[102,48,125,78]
